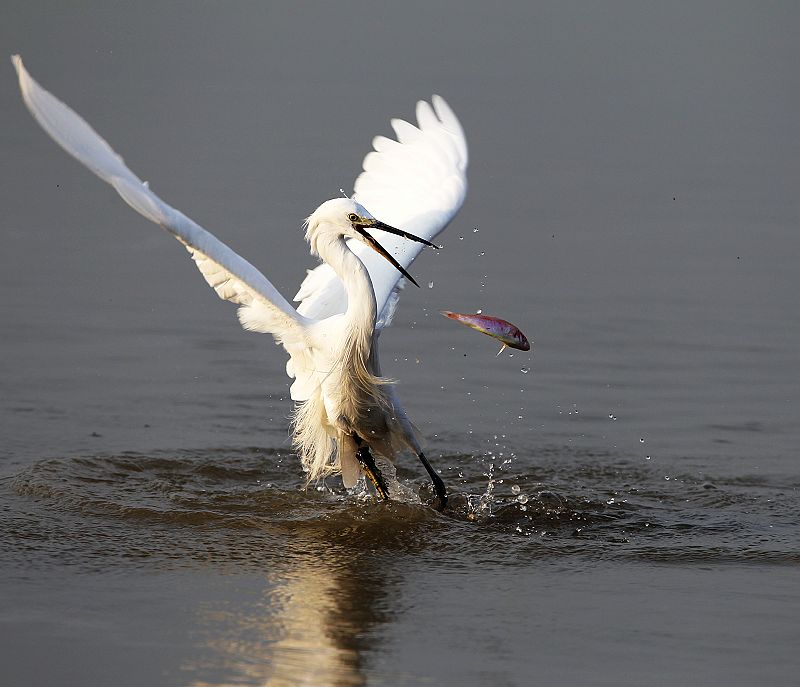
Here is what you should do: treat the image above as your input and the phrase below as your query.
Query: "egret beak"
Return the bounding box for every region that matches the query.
[355,221,438,288]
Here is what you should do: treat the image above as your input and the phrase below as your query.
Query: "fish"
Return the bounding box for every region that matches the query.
[441,311,531,355]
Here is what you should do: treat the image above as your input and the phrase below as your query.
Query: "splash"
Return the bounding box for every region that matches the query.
[466,462,497,520]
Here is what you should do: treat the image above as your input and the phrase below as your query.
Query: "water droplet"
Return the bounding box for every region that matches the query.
[516,494,529,504]
[473,227,479,233]
[520,367,530,374]
[427,281,434,289]
[608,413,617,421]
[511,484,521,495]
[646,455,651,460]
[639,437,645,443]
[478,251,485,256]
[476,309,482,314]
[459,236,464,241]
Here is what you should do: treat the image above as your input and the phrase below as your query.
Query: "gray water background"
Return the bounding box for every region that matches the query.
[1,2,798,685]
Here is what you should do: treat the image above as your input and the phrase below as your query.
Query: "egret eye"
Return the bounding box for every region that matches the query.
[347,213,359,223]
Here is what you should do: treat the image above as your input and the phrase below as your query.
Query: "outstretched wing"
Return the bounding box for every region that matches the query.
[295,96,468,328]
[13,55,307,344]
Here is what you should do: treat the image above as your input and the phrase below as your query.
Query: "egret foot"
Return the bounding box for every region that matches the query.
[417,452,447,511]
[354,436,389,500]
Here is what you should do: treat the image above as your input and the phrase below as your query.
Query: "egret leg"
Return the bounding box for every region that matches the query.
[417,452,447,511]
[353,435,390,500]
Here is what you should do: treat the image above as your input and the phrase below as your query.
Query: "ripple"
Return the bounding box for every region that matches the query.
[4,446,798,571]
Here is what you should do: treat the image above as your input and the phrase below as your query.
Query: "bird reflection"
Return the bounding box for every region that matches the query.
[188,530,399,687]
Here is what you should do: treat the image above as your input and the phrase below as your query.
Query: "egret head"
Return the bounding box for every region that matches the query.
[305,198,437,286]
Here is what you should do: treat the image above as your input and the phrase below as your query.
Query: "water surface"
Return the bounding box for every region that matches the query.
[1,3,798,686]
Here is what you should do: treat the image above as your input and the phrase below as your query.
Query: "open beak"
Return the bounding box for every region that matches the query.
[355,220,438,288]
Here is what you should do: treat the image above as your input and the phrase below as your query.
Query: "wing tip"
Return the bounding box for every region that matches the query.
[430,94,468,165]
[11,54,27,90]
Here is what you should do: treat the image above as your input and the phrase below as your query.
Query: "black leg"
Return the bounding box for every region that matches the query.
[353,435,390,500]
[417,452,447,511]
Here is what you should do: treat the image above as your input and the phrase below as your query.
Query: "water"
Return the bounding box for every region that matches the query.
[2,3,799,686]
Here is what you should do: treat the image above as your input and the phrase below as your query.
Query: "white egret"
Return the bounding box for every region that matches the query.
[12,56,468,509]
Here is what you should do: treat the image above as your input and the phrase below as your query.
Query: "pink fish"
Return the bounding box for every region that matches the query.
[442,311,531,355]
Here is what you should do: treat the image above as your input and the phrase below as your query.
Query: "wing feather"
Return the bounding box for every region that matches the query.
[13,55,306,343]
[414,100,439,130]
[295,95,468,329]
